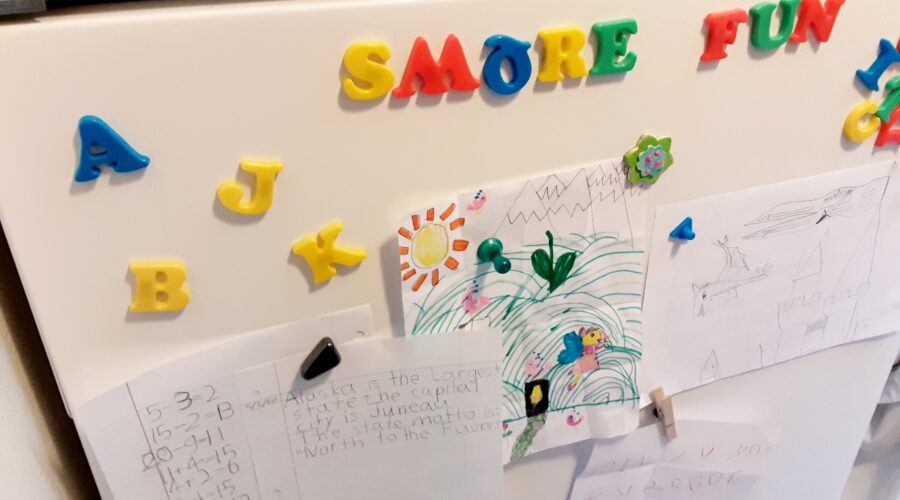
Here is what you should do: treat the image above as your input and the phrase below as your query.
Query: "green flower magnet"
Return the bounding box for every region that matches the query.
[624,134,674,184]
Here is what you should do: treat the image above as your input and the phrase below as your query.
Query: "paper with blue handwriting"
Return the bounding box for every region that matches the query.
[641,161,900,402]
[397,159,648,462]
[569,420,781,500]
[73,305,373,500]
[233,329,503,500]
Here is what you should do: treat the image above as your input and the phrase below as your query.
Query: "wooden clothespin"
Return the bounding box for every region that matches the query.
[650,387,677,439]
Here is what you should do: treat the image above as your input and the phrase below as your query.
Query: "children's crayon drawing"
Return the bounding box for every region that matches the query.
[641,161,900,402]
[397,160,648,461]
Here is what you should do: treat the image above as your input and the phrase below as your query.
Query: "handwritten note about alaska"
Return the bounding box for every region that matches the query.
[235,329,503,500]
[569,420,781,500]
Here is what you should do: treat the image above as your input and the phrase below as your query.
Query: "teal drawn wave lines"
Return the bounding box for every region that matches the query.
[409,232,643,421]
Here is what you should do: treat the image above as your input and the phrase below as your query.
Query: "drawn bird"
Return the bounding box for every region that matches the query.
[524,351,546,378]
[461,280,490,315]
[467,189,487,213]
[557,327,609,391]
[566,409,583,427]
[529,383,544,407]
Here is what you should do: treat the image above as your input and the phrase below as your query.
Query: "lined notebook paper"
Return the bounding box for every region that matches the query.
[74,305,503,500]
[75,306,374,500]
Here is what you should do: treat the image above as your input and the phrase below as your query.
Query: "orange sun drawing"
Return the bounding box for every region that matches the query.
[398,202,468,292]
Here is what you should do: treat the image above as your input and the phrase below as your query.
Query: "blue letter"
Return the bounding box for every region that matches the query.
[483,35,532,96]
[75,115,150,182]
[856,39,900,92]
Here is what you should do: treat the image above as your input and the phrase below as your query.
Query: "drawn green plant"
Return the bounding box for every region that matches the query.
[530,231,577,293]
[510,413,547,461]
[409,230,644,428]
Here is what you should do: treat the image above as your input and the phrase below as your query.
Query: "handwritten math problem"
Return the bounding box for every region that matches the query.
[135,381,257,500]
[73,307,374,500]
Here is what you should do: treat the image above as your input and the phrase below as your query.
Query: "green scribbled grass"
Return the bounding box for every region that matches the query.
[410,232,644,421]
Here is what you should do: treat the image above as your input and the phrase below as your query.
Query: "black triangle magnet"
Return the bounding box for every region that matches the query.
[301,337,341,380]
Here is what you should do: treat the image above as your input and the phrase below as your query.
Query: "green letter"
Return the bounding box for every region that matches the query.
[750,0,801,50]
[590,19,638,76]
[877,77,900,122]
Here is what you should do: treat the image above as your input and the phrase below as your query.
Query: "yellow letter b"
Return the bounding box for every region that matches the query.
[129,260,191,312]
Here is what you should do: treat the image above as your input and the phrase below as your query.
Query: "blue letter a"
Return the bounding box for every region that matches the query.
[75,115,150,182]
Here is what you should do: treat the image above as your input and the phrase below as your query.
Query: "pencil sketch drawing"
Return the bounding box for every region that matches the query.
[743,177,888,240]
[692,237,771,317]
[643,162,898,400]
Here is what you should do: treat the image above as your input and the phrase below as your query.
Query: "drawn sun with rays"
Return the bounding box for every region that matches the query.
[398,202,468,292]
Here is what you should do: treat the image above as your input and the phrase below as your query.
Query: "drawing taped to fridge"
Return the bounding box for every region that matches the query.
[397,159,649,462]
[641,161,900,400]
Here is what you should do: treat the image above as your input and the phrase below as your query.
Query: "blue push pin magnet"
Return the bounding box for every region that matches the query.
[670,217,695,241]
[477,238,511,274]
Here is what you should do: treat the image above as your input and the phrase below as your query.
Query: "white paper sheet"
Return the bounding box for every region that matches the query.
[570,420,781,500]
[234,329,503,500]
[569,465,655,500]
[642,161,900,401]
[74,305,374,500]
[397,160,648,461]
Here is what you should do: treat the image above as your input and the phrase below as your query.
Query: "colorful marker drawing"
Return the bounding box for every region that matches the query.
[398,203,469,292]
[566,408,584,427]
[558,327,610,390]
[461,279,490,315]
[398,160,647,462]
[524,350,547,379]
[467,189,488,213]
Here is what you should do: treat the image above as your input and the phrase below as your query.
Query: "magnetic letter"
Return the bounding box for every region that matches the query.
[217,160,283,215]
[856,39,900,92]
[292,222,367,285]
[342,41,395,100]
[750,0,801,50]
[875,107,900,148]
[700,9,749,61]
[590,19,639,76]
[129,260,190,312]
[392,35,480,98]
[75,115,150,183]
[789,0,845,44]
[842,100,882,143]
[537,27,589,82]
[482,35,533,95]
[877,76,900,122]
